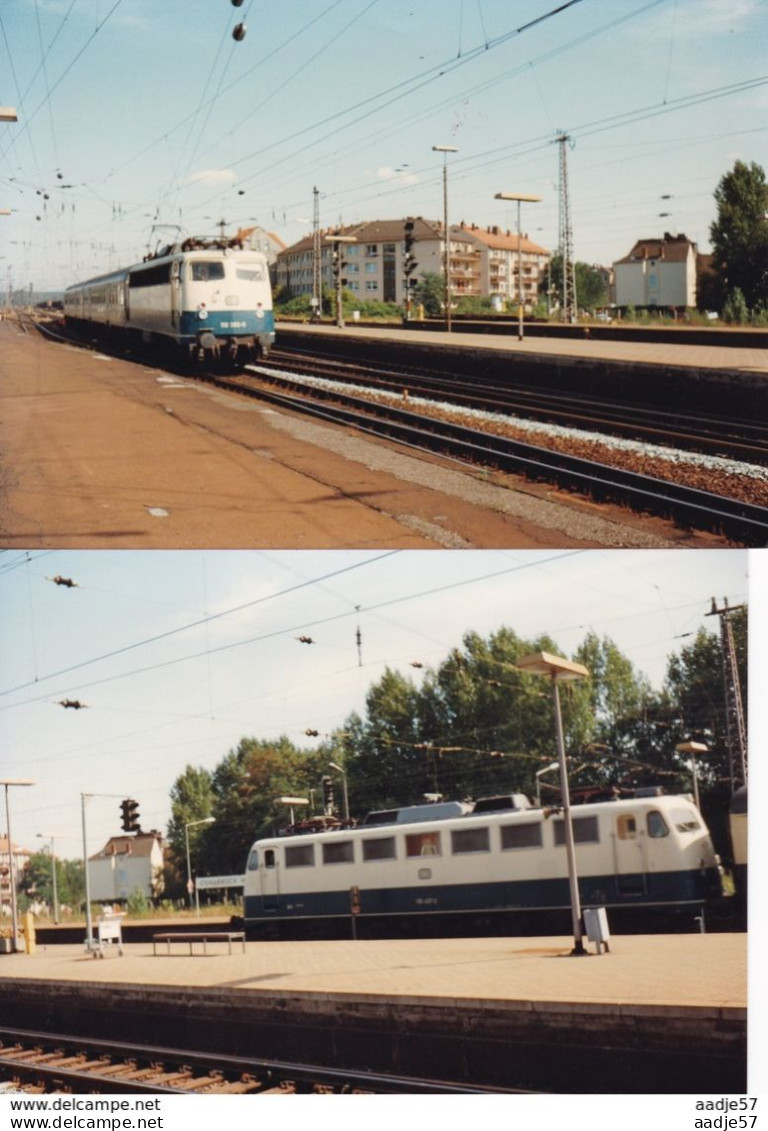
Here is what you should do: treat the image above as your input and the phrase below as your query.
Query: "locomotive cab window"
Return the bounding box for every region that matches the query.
[264,849,276,868]
[247,848,259,871]
[191,261,225,282]
[647,811,669,838]
[617,814,637,839]
[406,832,441,858]
[285,843,314,868]
[236,266,265,281]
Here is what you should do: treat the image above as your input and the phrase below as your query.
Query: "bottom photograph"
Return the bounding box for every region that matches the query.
[0,547,753,1098]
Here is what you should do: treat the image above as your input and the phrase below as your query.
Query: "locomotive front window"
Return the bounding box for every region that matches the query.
[500,822,543,850]
[362,837,396,861]
[451,827,490,854]
[246,848,259,871]
[191,261,226,282]
[322,840,354,865]
[405,831,441,857]
[647,811,669,838]
[236,266,265,281]
[285,843,315,867]
[670,808,702,833]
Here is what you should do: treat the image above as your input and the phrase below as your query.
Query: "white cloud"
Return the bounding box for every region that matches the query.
[184,169,238,187]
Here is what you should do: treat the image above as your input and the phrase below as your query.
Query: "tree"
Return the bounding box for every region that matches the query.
[710,160,768,312]
[412,272,445,316]
[539,253,608,313]
[165,765,214,893]
[19,852,85,916]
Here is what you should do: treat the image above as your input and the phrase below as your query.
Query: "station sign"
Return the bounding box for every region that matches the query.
[195,874,245,890]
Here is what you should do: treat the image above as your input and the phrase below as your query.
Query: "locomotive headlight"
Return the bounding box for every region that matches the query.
[197,308,208,320]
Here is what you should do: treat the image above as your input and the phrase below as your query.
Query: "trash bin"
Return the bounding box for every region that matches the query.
[94,914,124,957]
[583,906,610,953]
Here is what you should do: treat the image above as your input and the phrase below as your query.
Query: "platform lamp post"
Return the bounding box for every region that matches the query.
[432,145,458,332]
[185,817,215,917]
[676,741,707,812]
[515,653,589,955]
[36,832,59,924]
[535,762,560,808]
[494,193,541,341]
[328,762,350,821]
[1,779,34,952]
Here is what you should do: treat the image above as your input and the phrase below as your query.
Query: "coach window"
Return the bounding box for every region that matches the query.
[553,815,599,846]
[362,837,396,862]
[405,831,441,858]
[451,827,490,854]
[646,811,669,838]
[617,814,637,839]
[322,840,354,865]
[500,823,543,850]
[285,843,315,868]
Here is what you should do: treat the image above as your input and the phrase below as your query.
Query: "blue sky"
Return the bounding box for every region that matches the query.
[0,547,753,863]
[1,0,767,292]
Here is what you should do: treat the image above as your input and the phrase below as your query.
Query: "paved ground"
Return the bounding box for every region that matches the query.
[0,321,709,549]
[4,933,747,1011]
[285,321,768,376]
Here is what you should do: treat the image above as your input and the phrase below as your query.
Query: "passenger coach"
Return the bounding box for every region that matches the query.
[242,791,723,938]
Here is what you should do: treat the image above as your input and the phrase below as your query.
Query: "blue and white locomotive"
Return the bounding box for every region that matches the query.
[63,237,274,366]
[242,791,723,938]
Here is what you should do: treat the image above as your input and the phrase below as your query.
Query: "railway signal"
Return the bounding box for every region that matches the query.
[403,219,418,320]
[324,233,356,328]
[120,799,141,834]
[321,775,335,816]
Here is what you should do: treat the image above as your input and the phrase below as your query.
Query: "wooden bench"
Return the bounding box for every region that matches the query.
[152,931,246,956]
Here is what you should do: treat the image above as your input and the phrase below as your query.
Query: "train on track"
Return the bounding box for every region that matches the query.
[63,237,274,366]
[241,790,724,939]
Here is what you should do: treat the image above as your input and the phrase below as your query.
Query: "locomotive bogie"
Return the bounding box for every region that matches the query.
[242,794,722,936]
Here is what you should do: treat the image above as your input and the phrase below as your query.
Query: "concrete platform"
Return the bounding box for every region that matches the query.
[0,934,749,1092]
[1,932,748,1008]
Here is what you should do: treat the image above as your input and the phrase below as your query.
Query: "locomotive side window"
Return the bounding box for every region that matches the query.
[451,827,490,854]
[264,849,276,868]
[670,808,702,833]
[129,262,171,288]
[285,843,315,868]
[406,832,441,857]
[191,261,225,282]
[322,840,354,865]
[617,815,637,839]
[500,822,543,850]
[247,849,259,871]
[553,816,599,846]
[362,837,396,861]
[647,811,669,838]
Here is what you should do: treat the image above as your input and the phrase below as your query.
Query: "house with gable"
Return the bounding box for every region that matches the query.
[613,232,699,309]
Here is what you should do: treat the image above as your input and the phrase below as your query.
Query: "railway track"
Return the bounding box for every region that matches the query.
[266,346,768,465]
[0,1027,512,1095]
[226,365,767,544]
[31,319,768,543]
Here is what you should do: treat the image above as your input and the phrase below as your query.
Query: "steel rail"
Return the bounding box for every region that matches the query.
[0,1026,516,1095]
[267,348,768,465]
[235,368,768,544]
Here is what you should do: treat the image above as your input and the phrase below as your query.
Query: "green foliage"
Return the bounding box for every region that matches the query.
[722,287,750,325]
[540,253,607,312]
[165,765,214,888]
[710,159,768,312]
[413,272,445,316]
[454,295,496,315]
[20,852,85,914]
[126,886,150,915]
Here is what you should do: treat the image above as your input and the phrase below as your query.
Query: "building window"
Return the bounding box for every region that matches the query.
[347,245,358,256]
[365,281,378,292]
[500,823,542,850]
[365,244,378,256]
[405,831,441,857]
[451,827,490,854]
[322,840,354,865]
[362,837,396,862]
[285,843,315,867]
[364,262,377,274]
[383,243,396,254]
[347,263,359,274]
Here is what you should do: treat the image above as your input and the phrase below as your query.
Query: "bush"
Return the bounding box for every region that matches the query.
[126,887,150,916]
[723,288,749,324]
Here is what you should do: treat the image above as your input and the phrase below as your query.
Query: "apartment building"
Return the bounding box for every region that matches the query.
[462,224,550,308]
